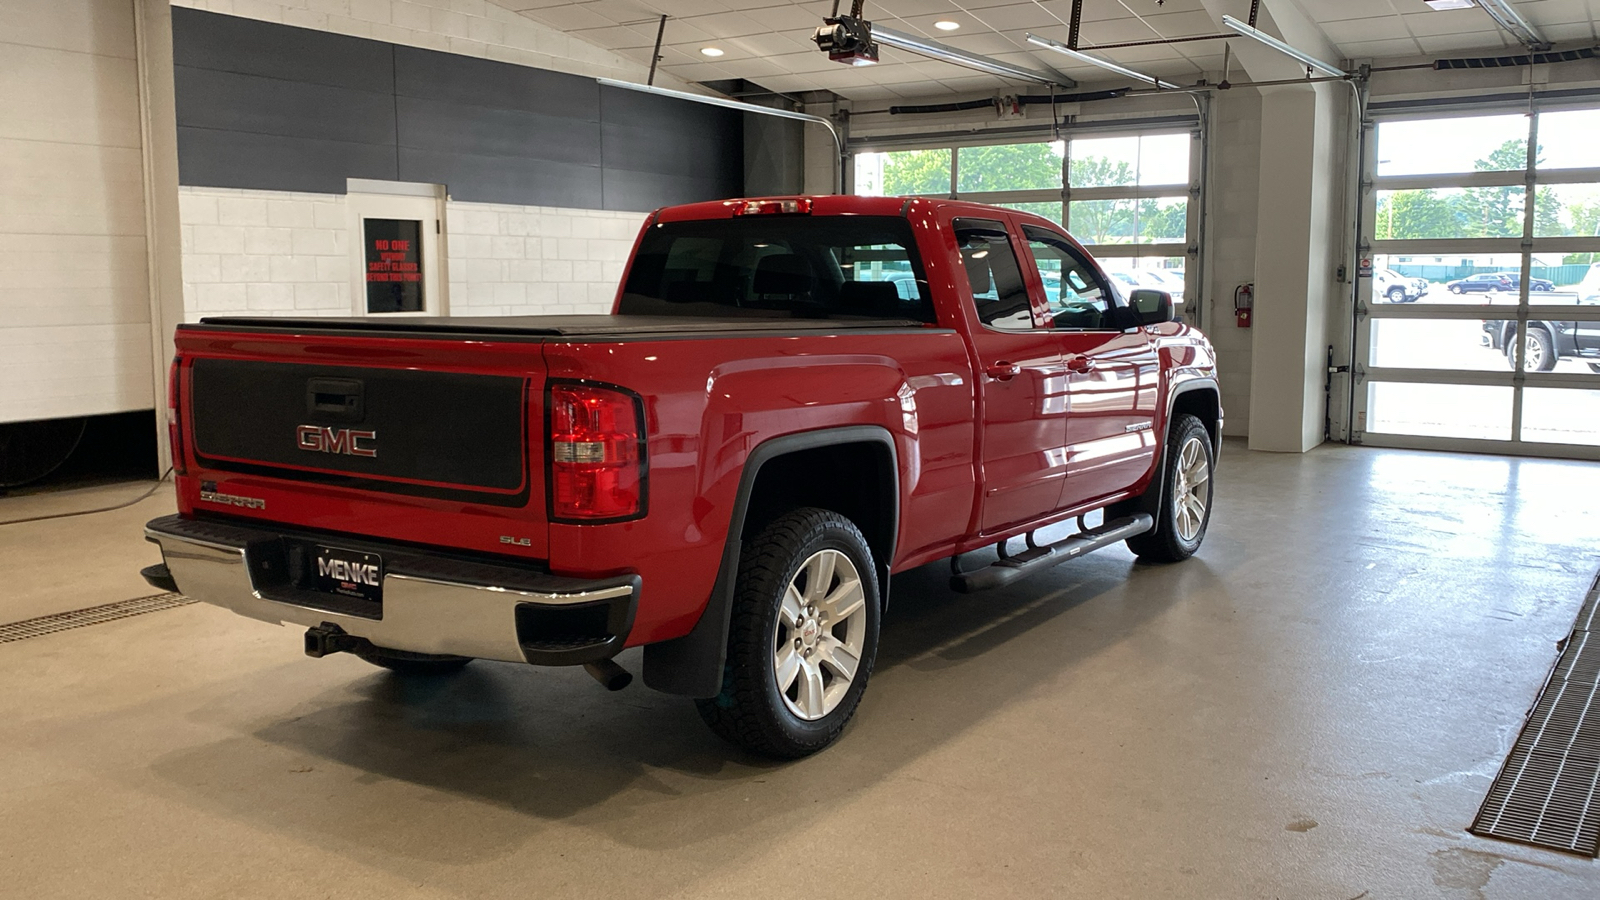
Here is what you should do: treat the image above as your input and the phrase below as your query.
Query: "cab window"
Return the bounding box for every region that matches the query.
[952,217,1039,331]
[1021,225,1117,330]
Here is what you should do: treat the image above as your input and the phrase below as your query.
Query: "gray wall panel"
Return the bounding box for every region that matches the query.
[396,96,600,167]
[602,169,740,212]
[172,7,391,92]
[175,66,396,146]
[398,149,602,209]
[393,46,599,121]
[173,8,741,209]
[600,120,741,178]
[177,127,398,194]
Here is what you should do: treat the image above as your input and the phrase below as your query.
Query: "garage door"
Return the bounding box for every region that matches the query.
[1351,103,1600,459]
[853,122,1199,315]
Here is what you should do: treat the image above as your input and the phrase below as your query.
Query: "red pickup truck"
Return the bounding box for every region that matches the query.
[143,195,1220,757]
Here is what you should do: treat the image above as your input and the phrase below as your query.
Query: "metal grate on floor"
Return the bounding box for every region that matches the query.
[0,593,196,644]
[1471,571,1600,857]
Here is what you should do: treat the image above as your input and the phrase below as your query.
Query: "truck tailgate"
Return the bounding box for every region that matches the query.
[175,328,550,559]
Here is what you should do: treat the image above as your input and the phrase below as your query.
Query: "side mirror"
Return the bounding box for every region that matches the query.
[1128,289,1175,326]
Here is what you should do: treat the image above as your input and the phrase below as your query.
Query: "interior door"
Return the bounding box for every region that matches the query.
[347,189,445,316]
[950,217,1069,535]
[1017,224,1159,507]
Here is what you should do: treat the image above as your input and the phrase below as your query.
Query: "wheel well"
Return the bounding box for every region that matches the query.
[1171,388,1221,450]
[741,441,896,577]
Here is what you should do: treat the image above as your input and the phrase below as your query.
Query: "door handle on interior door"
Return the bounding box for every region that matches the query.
[1066,355,1096,374]
[985,361,1022,381]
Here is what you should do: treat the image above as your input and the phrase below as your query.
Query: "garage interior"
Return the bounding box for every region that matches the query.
[4,0,1600,896]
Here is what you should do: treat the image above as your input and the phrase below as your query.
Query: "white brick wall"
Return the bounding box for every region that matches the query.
[170,0,691,89]
[445,200,644,316]
[181,187,352,320]
[180,187,646,321]
[0,0,154,422]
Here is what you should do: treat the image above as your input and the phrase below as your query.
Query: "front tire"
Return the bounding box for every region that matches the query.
[1125,414,1214,563]
[696,508,880,759]
[1451,285,1463,294]
[355,646,472,675]
[1387,287,1406,303]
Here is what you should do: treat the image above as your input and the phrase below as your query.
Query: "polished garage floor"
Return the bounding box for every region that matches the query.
[2,443,1597,899]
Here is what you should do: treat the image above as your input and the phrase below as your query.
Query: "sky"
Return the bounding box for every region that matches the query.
[1376,108,1600,175]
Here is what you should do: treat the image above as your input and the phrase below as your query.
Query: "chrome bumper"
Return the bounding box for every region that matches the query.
[144,515,638,665]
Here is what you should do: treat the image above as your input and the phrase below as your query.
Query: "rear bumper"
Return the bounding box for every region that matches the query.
[143,514,638,666]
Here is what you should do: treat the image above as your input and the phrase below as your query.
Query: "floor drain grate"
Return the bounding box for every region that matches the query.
[0,593,196,644]
[1471,571,1600,857]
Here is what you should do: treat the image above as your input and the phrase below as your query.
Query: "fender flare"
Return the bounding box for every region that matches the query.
[642,425,899,698]
[1111,377,1220,523]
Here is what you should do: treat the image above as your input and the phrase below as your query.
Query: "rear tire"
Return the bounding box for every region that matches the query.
[695,508,880,759]
[1509,326,1557,372]
[1125,414,1214,563]
[355,646,472,675]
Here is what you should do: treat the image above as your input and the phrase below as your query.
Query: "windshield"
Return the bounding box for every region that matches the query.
[618,216,934,322]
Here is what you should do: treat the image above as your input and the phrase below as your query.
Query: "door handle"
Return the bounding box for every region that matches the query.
[1066,356,1096,374]
[985,361,1022,381]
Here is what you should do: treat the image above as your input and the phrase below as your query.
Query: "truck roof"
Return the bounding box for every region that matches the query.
[653,194,1060,226]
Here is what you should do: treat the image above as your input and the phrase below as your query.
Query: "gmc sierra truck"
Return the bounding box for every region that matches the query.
[143,195,1221,758]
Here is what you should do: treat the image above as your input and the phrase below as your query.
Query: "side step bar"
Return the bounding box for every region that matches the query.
[949,513,1155,594]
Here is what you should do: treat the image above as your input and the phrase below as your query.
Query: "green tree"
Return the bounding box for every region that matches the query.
[1375,189,1465,240]
[1064,156,1140,244]
[881,150,952,196]
[1137,198,1188,241]
[1069,154,1135,188]
[957,143,1064,192]
[1562,200,1600,265]
[1456,138,1537,238]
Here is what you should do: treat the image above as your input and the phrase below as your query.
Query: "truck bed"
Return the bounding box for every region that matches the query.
[191,314,932,340]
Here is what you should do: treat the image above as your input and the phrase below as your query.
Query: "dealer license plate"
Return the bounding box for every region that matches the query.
[312,545,383,605]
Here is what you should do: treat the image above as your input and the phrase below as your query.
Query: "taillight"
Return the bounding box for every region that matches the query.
[547,383,645,522]
[167,357,187,475]
[732,198,811,216]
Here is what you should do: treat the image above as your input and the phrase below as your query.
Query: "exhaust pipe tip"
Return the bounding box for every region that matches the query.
[583,658,633,691]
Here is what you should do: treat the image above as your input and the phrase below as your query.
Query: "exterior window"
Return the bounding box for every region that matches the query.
[953,218,1037,332]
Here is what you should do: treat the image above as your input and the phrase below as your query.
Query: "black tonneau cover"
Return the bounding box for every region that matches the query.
[190,314,929,341]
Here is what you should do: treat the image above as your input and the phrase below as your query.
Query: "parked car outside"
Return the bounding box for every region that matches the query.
[1375,268,1421,303]
[1498,272,1555,292]
[1448,273,1512,294]
[1137,270,1186,302]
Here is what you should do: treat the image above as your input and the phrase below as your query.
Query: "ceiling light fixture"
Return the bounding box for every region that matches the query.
[1219,14,1345,78]
[875,24,1073,87]
[1025,33,1181,90]
[934,20,960,31]
[1423,0,1476,9]
[1475,0,1551,50]
[700,46,724,57]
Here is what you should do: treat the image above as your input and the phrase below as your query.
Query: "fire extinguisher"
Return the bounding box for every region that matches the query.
[1234,283,1253,327]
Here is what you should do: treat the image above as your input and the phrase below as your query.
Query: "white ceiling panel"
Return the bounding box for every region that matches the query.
[493,1,1599,101]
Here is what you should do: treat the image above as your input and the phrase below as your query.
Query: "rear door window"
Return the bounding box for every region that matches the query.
[619,216,933,322]
[952,217,1040,331]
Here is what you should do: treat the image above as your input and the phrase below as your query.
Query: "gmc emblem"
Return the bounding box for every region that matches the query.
[297,425,377,457]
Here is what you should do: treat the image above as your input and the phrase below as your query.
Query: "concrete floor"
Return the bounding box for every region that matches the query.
[1,443,1597,898]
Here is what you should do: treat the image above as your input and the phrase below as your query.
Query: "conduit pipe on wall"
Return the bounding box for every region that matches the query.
[597,78,846,193]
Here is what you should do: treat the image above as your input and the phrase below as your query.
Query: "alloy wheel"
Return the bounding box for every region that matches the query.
[772,549,868,721]
[1523,331,1545,371]
[1171,436,1210,542]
